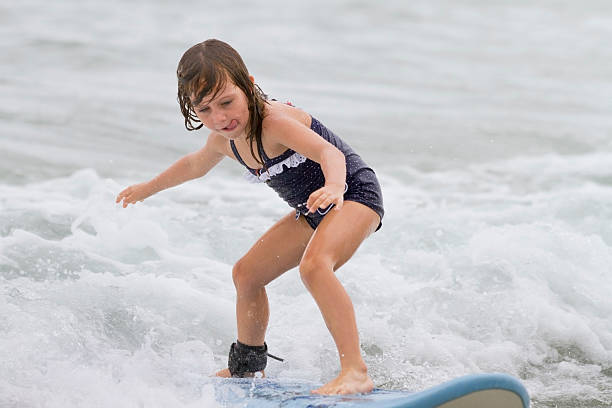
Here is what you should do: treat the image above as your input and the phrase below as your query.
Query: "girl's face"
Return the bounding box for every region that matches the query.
[192,81,250,140]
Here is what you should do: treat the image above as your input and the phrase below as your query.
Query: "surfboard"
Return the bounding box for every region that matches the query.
[212,372,530,407]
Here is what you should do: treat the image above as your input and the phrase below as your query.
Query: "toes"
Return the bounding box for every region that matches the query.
[311,384,343,395]
[215,368,231,377]
[312,385,331,395]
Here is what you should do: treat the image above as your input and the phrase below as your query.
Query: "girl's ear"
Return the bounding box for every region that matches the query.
[249,75,255,83]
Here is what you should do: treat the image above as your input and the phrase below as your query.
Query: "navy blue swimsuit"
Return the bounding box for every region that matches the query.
[229,116,384,231]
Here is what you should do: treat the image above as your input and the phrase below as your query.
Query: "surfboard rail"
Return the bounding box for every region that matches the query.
[363,373,530,408]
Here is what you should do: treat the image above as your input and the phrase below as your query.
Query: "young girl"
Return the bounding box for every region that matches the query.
[116,39,384,395]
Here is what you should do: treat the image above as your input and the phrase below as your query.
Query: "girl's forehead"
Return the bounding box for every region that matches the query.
[194,81,238,107]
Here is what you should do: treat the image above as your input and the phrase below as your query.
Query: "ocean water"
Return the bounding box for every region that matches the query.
[1,0,611,407]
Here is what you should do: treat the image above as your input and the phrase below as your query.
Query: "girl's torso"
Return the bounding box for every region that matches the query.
[221,100,384,229]
[227,101,372,209]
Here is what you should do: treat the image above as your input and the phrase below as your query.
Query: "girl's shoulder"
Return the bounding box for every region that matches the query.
[207,130,235,158]
[263,100,311,131]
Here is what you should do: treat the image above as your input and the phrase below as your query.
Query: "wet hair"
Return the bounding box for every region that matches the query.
[177,39,269,167]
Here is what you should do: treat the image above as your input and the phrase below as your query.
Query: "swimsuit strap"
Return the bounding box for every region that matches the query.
[229,140,251,168]
[253,97,296,164]
[230,139,273,177]
[230,99,295,170]
[231,139,272,172]
[256,138,271,163]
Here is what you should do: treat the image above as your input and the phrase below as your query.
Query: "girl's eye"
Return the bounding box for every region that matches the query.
[222,100,232,106]
[199,107,209,113]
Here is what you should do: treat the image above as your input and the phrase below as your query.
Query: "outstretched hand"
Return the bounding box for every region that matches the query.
[116,182,154,208]
[306,183,345,214]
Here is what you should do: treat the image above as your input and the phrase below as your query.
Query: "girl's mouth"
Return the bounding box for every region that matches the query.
[223,120,238,131]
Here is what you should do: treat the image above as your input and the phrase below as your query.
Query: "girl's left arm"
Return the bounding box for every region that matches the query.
[264,115,346,213]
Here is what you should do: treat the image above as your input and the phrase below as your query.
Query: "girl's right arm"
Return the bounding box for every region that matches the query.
[116,132,226,208]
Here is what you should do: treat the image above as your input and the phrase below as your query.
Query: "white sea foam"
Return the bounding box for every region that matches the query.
[1,0,611,407]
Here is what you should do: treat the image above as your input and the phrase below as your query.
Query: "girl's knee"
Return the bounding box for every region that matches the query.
[231,260,244,289]
[232,259,262,293]
[299,254,332,288]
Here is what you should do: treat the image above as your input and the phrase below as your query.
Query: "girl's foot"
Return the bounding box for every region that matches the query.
[214,368,265,378]
[215,368,231,377]
[311,368,374,395]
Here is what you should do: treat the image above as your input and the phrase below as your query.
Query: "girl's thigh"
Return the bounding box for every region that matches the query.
[235,210,314,286]
[302,201,380,271]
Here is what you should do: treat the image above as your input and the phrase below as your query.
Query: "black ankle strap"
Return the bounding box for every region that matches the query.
[228,341,284,377]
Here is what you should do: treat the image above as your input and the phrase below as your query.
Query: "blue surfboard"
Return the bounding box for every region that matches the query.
[212,372,530,407]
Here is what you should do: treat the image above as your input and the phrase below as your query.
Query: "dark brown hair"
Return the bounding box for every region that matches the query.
[177,39,268,166]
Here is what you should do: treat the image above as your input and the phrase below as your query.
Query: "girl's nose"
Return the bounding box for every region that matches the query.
[213,110,227,127]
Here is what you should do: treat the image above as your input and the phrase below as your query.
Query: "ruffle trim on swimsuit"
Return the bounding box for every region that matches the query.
[243,151,307,183]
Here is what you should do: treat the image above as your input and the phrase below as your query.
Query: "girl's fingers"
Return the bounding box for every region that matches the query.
[308,193,327,212]
[306,193,321,211]
[116,185,142,207]
[116,187,129,203]
[334,197,344,210]
[309,194,340,213]
[307,185,345,212]
[117,192,131,207]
